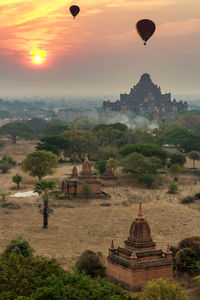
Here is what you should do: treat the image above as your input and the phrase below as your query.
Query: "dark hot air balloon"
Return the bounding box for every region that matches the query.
[136,19,156,45]
[69,5,80,19]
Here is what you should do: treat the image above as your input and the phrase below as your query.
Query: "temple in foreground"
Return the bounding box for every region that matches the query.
[103,73,188,120]
[107,202,173,291]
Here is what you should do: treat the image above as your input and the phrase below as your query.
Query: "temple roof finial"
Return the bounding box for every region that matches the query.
[166,244,171,254]
[138,200,143,217]
[111,240,114,249]
[85,153,88,162]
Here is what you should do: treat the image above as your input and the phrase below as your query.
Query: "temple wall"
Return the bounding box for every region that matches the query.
[107,260,172,291]
[76,182,101,194]
[100,178,117,187]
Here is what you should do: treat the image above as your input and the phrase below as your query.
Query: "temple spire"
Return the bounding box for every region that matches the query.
[166,244,171,254]
[111,240,114,249]
[138,200,143,217]
[85,153,88,162]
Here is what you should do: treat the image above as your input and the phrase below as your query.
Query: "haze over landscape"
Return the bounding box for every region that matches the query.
[2,1,200,299]
[0,0,200,96]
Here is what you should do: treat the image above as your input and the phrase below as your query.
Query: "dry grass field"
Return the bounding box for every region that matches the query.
[0,139,200,298]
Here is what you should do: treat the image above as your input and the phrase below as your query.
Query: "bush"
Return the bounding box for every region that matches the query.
[142,278,187,299]
[181,196,195,204]
[169,152,186,167]
[172,236,200,276]
[3,237,34,257]
[195,193,200,199]
[95,160,107,175]
[119,143,169,165]
[0,160,12,173]
[168,182,178,194]
[75,250,106,278]
[138,174,157,189]
[0,240,137,300]
[1,155,16,165]
[175,248,200,276]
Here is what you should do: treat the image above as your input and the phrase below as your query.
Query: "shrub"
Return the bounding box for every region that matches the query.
[138,174,157,189]
[169,163,182,181]
[95,160,107,175]
[12,173,23,189]
[175,248,200,276]
[3,237,34,257]
[172,236,200,276]
[195,193,200,199]
[0,240,137,300]
[1,155,16,165]
[168,182,178,194]
[169,152,186,167]
[75,250,106,278]
[181,196,195,204]
[142,278,187,299]
[0,160,12,173]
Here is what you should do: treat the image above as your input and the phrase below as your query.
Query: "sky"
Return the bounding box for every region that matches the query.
[0,0,200,97]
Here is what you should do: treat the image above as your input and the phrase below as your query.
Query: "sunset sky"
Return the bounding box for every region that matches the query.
[0,0,200,97]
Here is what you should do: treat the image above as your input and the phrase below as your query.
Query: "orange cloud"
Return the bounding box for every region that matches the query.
[0,0,187,67]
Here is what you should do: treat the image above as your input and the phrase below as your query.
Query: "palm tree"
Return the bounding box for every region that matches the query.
[34,179,56,229]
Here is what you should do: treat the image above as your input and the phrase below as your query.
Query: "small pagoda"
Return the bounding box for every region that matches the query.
[107,202,173,291]
[100,163,117,186]
[61,154,109,199]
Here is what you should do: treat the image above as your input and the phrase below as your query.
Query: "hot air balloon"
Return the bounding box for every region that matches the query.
[136,19,156,45]
[69,5,80,19]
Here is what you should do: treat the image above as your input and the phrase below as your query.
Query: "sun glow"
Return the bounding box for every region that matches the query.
[31,49,46,65]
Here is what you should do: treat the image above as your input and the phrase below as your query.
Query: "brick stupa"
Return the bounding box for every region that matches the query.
[61,154,107,198]
[100,163,117,186]
[107,202,173,291]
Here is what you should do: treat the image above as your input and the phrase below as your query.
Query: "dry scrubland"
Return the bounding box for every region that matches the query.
[0,140,200,285]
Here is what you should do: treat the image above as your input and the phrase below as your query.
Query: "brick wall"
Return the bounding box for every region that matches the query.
[107,260,173,291]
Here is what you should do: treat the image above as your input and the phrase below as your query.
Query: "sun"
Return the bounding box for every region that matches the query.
[33,56,43,64]
[31,49,46,65]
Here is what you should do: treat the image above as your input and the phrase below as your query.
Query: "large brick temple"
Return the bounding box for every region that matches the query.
[103,73,188,119]
[107,202,173,291]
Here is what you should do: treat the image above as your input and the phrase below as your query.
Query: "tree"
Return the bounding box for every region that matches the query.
[22,150,58,180]
[95,160,107,175]
[0,160,12,173]
[3,236,34,257]
[107,157,117,171]
[0,243,138,299]
[36,135,70,156]
[96,146,118,160]
[68,116,95,130]
[169,152,186,167]
[0,121,34,144]
[142,278,187,300]
[0,155,16,174]
[80,184,93,201]
[1,192,7,201]
[120,152,157,176]
[63,130,98,160]
[171,236,200,276]
[168,182,178,194]
[25,118,48,138]
[158,127,200,152]
[169,163,182,182]
[75,250,106,278]
[176,113,200,132]
[12,173,23,189]
[139,174,157,189]
[34,179,56,228]
[45,123,69,135]
[119,143,169,165]
[187,151,200,168]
